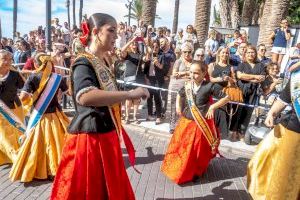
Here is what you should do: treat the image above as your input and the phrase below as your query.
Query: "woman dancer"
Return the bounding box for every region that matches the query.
[161,61,229,184]
[9,53,70,182]
[51,13,149,200]
[0,50,25,165]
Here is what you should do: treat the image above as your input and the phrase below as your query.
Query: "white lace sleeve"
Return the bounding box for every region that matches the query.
[75,86,98,104]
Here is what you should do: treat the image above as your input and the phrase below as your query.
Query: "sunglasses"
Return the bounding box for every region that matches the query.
[183,51,192,54]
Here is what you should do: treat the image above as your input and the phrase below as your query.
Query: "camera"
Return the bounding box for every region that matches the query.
[222,70,229,78]
[279,73,284,79]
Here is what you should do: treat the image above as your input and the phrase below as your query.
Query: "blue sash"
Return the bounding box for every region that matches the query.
[25,73,62,136]
[0,100,26,133]
[290,70,300,122]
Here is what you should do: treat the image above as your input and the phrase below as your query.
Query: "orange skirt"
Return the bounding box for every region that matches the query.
[50,130,135,200]
[161,117,217,184]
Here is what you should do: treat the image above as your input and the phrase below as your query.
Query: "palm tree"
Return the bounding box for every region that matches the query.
[194,0,211,48]
[219,0,231,28]
[124,0,143,25]
[0,18,2,39]
[172,0,180,34]
[66,0,71,28]
[79,0,83,24]
[72,0,76,28]
[230,0,240,29]
[258,0,290,49]
[213,5,221,27]
[241,0,256,26]
[142,0,158,26]
[13,0,18,38]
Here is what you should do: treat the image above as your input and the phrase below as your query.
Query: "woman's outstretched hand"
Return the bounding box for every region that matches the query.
[129,87,150,100]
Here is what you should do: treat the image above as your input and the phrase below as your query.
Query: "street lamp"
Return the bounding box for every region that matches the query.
[125,0,133,26]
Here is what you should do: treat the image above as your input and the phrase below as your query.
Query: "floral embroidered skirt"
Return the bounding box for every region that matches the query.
[161,116,217,184]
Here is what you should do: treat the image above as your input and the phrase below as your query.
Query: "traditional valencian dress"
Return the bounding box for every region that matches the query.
[9,56,69,182]
[50,53,136,200]
[161,80,225,184]
[0,70,25,165]
[247,74,300,200]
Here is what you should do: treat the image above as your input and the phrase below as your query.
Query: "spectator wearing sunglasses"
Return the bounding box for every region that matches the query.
[193,48,205,62]
[257,44,271,65]
[168,42,193,133]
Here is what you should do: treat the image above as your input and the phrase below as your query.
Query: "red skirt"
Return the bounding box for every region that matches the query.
[50,130,135,200]
[161,117,217,184]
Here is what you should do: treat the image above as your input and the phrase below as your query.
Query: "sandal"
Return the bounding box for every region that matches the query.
[155,118,162,125]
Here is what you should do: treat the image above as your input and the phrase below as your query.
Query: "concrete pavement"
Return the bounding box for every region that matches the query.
[0,126,252,200]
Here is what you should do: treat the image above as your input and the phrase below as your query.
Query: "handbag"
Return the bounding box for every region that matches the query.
[223,85,243,102]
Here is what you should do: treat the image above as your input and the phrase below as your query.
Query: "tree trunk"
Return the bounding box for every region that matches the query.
[13,0,18,38]
[230,0,240,29]
[258,0,290,56]
[219,0,231,28]
[72,0,76,28]
[172,0,180,34]
[79,0,83,24]
[251,1,262,25]
[142,0,157,26]
[194,0,211,48]
[66,0,70,29]
[241,0,256,26]
[0,18,2,39]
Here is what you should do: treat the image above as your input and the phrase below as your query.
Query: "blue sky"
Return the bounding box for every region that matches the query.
[0,0,218,38]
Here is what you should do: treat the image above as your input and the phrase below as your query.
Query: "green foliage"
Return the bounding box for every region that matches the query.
[124,0,161,23]
[213,5,221,26]
[287,0,300,25]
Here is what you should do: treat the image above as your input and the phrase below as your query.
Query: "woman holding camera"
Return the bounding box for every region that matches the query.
[144,41,163,124]
[120,36,145,124]
[269,19,291,66]
[208,47,237,139]
[262,62,283,96]
[168,42,193,133]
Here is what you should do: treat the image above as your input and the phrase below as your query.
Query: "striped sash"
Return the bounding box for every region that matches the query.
[25,73,62,136]
[290,70,300,122]
[185,81,219,152]
[0,99,26,133]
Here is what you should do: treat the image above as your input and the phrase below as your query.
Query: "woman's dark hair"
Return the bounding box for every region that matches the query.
[192,60,207,73]
[80,13,116,46]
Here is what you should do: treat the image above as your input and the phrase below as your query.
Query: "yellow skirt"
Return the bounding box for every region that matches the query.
[247,124,300,200]
[9,109,69,182]
[0,106,24,165]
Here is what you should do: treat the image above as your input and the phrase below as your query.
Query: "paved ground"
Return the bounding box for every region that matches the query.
[0,126,252,200]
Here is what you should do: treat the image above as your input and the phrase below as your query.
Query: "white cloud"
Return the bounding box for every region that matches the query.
[1,0,219,38]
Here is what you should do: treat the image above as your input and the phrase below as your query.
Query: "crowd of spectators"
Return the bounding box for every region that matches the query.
[1,17,300,142]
